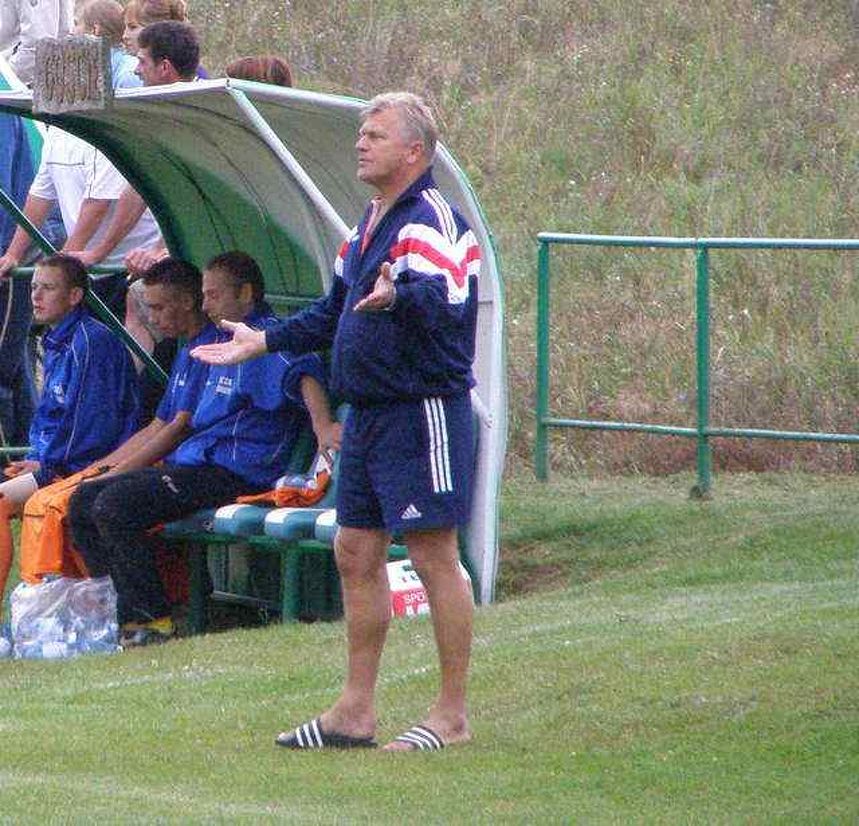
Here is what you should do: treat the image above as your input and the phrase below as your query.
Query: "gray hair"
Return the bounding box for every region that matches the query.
[361,92,438,159]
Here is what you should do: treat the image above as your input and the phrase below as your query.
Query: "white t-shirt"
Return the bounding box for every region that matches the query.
[30,127,162,267]
[0,0,73,85]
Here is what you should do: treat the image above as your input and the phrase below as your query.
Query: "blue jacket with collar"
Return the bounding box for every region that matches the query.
[171,303,327,489]
[27,306,140,485]
[155,321,218,465]
[265,168,480,407]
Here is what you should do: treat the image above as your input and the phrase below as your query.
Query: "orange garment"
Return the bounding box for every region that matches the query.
[0,496,15,605]
[18,467,107,584]
[235,469,330,508]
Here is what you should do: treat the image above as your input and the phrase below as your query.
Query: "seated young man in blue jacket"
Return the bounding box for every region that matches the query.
[6,256,214,595]
[0,253,139,508]
[83,256,217,477]
[68,250,340,646]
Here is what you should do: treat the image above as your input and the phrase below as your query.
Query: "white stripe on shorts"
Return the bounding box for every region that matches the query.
[423,397,452,493]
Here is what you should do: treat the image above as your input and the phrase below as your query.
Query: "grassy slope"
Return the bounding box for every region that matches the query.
[0,473,856,822]
[193,0,859,474]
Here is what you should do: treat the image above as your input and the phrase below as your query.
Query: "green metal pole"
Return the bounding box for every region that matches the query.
[693,245,712,498]
[535,240,551,480]
[0,183,56,256]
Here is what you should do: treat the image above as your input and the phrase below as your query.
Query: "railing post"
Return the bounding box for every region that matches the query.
[693,244,713,497]
[535,239,551,480]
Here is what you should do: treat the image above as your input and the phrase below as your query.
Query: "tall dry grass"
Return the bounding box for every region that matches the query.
[190,0,859,474]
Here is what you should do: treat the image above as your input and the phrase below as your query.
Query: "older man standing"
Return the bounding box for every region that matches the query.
[193,92,481,752]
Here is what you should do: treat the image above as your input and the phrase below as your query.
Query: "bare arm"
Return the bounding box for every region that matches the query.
[105,411,193,476]
[299,375,341,452]
[83,411,194,479]
[86,418,164,472]
[61,198,112,253]
[64,189,150,267]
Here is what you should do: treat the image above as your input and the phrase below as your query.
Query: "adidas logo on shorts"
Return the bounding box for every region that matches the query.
[400,503,423,520]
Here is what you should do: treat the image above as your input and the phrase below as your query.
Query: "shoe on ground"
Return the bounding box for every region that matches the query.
[120,616,175,648]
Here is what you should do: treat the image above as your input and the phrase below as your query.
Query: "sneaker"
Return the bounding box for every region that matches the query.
[120,617,175,648]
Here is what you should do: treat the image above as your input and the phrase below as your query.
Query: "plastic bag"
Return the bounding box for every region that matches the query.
[10,575,120,660]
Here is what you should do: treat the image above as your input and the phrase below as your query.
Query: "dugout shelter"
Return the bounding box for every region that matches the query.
[0,76,508,604]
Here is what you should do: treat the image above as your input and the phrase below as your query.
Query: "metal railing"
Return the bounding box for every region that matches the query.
[535,233,859,494]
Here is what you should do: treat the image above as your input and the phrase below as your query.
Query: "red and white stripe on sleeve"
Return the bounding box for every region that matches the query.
[388,189,481,305]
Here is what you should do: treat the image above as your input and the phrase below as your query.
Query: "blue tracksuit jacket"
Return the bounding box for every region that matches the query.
[172,303,327,489]
[265,168,480,407]
[155,322,218,465]
[27,306,140,484]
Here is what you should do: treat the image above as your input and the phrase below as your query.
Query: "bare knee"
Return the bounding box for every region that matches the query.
[334,527,389,581]
[406,528,460,584]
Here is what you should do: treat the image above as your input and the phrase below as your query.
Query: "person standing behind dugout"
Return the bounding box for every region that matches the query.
[76,0,142,90]
[192,92,481,753]
[0,0,73,86]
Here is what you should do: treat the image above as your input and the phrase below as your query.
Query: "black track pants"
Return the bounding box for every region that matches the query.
[68,464,250,624]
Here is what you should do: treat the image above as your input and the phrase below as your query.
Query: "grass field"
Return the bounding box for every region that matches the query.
[0,472,856,822]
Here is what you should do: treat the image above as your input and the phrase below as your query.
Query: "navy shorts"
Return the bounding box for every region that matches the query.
[336,392,475,533]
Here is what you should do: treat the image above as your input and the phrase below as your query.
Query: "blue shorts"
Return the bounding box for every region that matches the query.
[336,392,475,533]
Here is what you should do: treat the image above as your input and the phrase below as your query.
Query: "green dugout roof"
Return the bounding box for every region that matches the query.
[0,79,507,603]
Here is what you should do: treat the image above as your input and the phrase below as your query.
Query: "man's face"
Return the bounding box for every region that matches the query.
[201,268,247,324]
[135,46,173,86]
[355,108,421,191]
[31,266,83,326]
[142,282,193,339]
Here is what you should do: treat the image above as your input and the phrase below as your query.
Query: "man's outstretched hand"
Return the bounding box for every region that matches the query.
[190,320,268,365]
[353,262,396,312]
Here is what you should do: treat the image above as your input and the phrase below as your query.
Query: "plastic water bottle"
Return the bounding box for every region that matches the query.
[40,640,69,659]
[16,640,45,659]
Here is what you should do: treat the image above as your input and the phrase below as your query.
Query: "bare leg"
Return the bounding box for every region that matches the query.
[316,526,391,739]
[383,526,473,750]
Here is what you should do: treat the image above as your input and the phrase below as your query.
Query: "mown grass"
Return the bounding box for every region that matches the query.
[0,473,856,822]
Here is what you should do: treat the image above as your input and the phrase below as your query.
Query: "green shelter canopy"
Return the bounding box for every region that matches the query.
[0,79,507,603]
